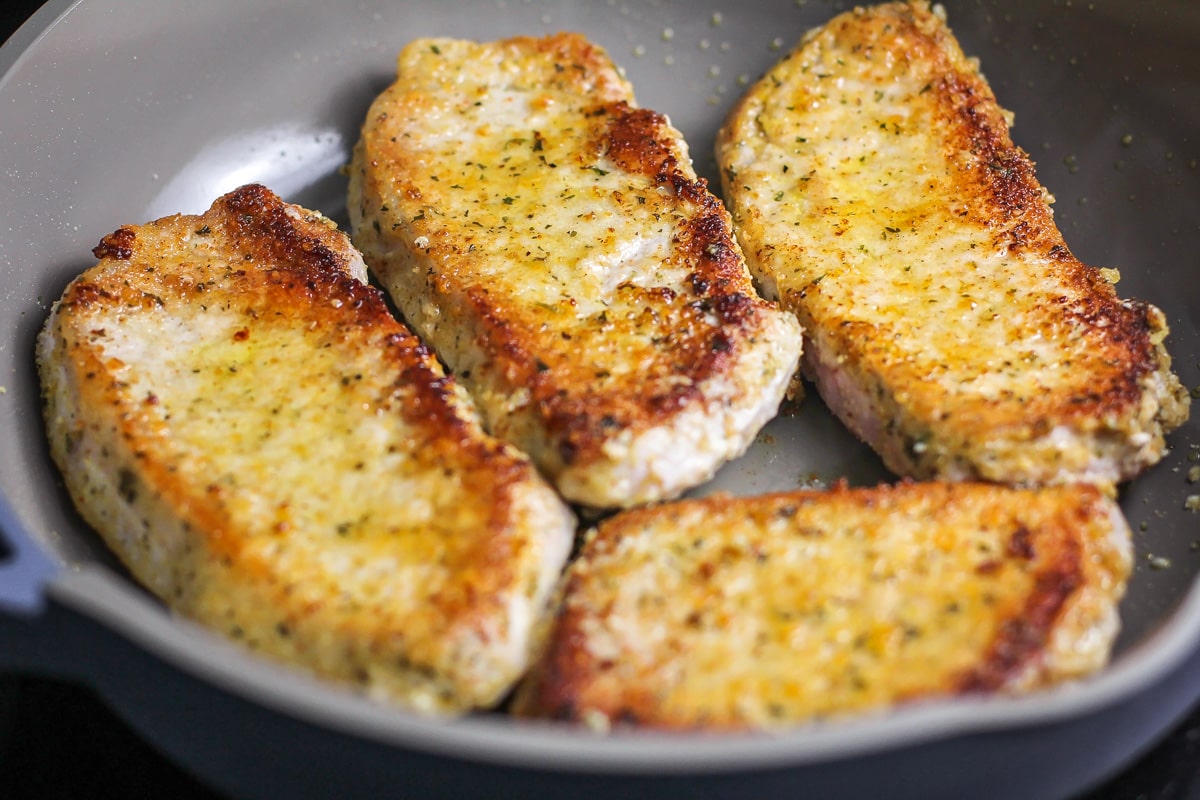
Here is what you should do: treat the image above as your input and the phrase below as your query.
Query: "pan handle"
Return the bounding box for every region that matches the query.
[0,499,60,616]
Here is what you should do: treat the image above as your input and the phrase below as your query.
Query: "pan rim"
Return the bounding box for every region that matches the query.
[42,561,1200,773]
[3,0,1199,782]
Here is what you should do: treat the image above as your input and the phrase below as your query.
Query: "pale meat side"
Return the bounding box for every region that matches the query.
[349,33,804,508]
[36,184,576,715]
[716,1,1189,486]
[513,481,1132,730]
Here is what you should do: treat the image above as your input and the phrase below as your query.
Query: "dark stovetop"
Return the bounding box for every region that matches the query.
[3,2,1200,798]
[3,655,1200,799]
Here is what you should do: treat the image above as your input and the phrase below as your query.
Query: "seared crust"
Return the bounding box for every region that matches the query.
[513,482,1131,730]
[716,1,1189,485]
[37,184,575,714]
[349,33,803,508]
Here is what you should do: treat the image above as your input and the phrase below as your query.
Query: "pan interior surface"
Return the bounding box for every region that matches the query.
[1,0,1198,782]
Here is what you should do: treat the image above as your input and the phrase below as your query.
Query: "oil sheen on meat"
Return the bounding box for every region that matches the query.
[514,481,1131,730]
[716,1,1189,486]
[36,184,575,715]
[349,33,804,508]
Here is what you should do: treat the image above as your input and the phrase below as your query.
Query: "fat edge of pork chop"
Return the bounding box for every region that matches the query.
[513,481,1132,731]
[349,32,804,509]
[36,183,575,715]
[716,1,1189,486]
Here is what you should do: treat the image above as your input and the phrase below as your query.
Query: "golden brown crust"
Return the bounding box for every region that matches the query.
[509,102,772,468]
[912,9,1167,429]
[349,33,803,507]
[955,528,1081,693]
[716,1,1189,486]
[73,186,500,496]
[514,481,1131,730]
[39,184,575,714]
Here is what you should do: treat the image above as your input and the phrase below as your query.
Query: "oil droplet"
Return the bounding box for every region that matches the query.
[1120,133,1133,147]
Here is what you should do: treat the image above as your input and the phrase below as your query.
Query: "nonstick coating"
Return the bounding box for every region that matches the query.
[1,2,1198,798]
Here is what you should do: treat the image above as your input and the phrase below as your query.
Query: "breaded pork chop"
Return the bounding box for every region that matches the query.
[348,33,804,509]
[36,184,575,715]
[716,1,1189,486]
[513,481,1131,730]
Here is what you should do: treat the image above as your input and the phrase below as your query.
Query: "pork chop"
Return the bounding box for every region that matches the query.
[514,481,1131,730]
[36,184,575,714]
[716,1,1189,486]
[349,32,804,508]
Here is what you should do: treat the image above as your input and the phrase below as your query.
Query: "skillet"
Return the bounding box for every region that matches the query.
[1,1,1199,797]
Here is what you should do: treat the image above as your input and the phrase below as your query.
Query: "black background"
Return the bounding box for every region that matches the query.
[2,1,1199,797]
